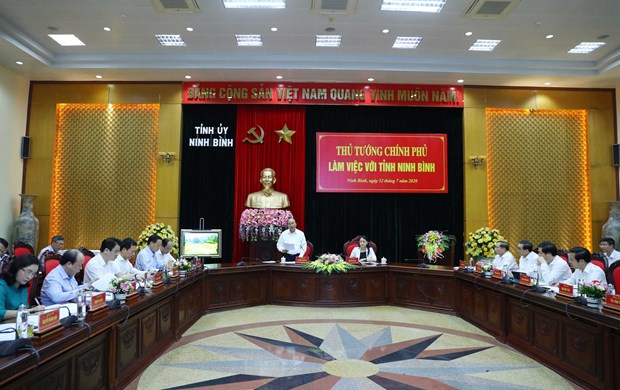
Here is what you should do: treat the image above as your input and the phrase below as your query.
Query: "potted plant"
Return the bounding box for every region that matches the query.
[465,227,504,264]
[417,230,450,263]
[109,277,134,301]
[305,253,354,275]
[174,258,192,277]
[481,263,493,278]
[239,209,293,242]
[579,280,607,307]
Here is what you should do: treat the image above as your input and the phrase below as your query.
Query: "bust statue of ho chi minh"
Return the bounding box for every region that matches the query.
[245,168,290,209]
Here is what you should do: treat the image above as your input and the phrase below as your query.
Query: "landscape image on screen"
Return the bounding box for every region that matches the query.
[182,231,219,256]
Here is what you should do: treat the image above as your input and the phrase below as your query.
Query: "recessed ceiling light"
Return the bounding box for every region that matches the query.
[316,35,341,47]
[270,27,278,32]
[223,0,285,8]
[185,75,192,79]
[15,61,23,65]
[465,31,473,36]
[276,75,283,79]
[392,36,422,49]
[236,34,263,46]
[469,39,501,52]
[95,75,103,79]
[544,82,551,85]
[568,42,605,54]
[186,27,194,32]
[381,0,446,13]
[48,34,85,46]
[103,27,111,32]
[368,77,375,82]
[382,29,390,34]
[155,34,186,46]
[545,34,554,39]
[457,79,464,83]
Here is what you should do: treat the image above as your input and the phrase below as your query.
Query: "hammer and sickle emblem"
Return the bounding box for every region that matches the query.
[242,125,265,144]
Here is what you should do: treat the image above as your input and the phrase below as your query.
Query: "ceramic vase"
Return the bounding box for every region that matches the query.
[586,296,601,308]
[602,201,620,249]
[12,194,40,252]
[115,293,127,301]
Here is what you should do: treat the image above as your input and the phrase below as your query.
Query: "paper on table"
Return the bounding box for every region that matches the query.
[0,323,17,341]
[283,243,295,251]
[91,273,116,292]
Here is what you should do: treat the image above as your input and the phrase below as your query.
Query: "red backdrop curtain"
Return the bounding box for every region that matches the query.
[232,105,306,260]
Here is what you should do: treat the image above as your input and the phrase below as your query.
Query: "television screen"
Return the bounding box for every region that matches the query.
[180,229,222,258]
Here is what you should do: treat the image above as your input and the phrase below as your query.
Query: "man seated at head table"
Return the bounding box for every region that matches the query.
[155,238,176,270]
[113,238,147,281]
[561,246,607,285]
[37,235,66,262]
[84,237,135,286]
[135,234,162,272]
[515,239,539,275]
[536,241,572,285]
[599,237,620,268]
[276,218,307,262]
[40,249,94,305]
[492,240,518,271]
[0,254,44,320]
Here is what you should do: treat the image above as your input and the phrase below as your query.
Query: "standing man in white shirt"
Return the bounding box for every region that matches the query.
[84,237,122,285]
[599,237,620,268]
[492,240,518,271]
[562,246,607,285]
[135,235,161,271]
[536,242,572,285]
[155,238,175,269]
[516,240,539,275]
[276,218,307,262]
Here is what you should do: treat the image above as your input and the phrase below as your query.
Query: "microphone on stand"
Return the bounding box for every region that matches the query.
[237,257,258,266]
[0,328,32,357]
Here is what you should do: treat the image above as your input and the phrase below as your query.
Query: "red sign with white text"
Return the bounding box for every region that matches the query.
[182,82,463,107]
[316,133,447,193]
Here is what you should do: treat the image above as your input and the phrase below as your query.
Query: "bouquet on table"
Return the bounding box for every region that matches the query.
[465,227,504,262]
[109,278,134,295]
[173,258,192,271]
[137,223,179,258]
[239,209,293,241]
[579,280,607,299]
[417,230,450,262]
[305,253,355,275]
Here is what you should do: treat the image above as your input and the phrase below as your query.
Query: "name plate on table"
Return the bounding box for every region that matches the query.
[346,257,359,264]
[170,267,179,278]
[519,274,532,286]
[459,260,466,269]
[153,272,163,286]
[605,294,620,311]
[296,257,309,263]
[492,269,503,279]
[90,292,107,311]
[558,283,575,297]
[37,309,60,333]
[475,264,482,274]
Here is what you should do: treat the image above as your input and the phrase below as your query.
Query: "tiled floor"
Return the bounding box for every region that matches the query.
[127,305,579,390]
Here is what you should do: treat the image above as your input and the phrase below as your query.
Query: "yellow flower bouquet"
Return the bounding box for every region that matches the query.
[465,227,504,261]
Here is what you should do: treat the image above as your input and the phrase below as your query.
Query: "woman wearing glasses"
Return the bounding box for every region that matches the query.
[0,254,44,320]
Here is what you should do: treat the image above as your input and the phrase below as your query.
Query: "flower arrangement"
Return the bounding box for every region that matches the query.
[481,263,493,273]
[109,278,134,295]
[417,230,450,262]
[465,227,504,261]
[173,258,192,271]
[239,209,293,242]
[579,280,607,299]
[137,223,179,258]
[305,253,355,275]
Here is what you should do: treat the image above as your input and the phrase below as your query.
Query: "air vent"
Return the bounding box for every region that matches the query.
[150,0,201,14]
[311,0,358,15]
[463,0,520,19]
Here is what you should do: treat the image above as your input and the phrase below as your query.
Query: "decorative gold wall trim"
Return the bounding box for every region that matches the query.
[486,108,591,250]
[50,103,159,249]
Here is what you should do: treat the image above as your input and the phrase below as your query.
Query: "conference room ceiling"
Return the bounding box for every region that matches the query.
[1,0,620,88]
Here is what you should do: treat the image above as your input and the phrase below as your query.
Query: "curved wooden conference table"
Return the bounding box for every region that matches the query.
[1,262,619,390]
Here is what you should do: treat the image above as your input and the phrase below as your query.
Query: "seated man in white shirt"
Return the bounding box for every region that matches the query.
[536,241,572,285]
[113,238,147,281]
[492,240,518,271]
[599,237,620,268]
[84,237,123,286]
[562,246,607,285]
[37,235,66,265]
[276,218,307,262]
[135,235,161,272]
[155,238,176,269]
[516,240,539,275]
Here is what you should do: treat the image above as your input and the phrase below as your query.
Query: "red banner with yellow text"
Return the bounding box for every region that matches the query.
[316,133,447,193]
[183,82,462,107]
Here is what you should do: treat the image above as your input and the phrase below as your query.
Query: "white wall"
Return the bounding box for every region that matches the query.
[0,65,29,241]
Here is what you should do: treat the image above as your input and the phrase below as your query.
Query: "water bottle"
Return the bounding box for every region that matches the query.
[608,283,616,296]
[16,304,29,339]
[502,264,508,279]
[76,291,86,320]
